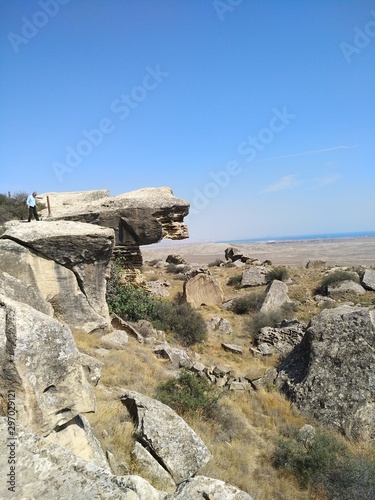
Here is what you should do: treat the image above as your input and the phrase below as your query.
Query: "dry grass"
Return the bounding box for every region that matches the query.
[73,259,375,498]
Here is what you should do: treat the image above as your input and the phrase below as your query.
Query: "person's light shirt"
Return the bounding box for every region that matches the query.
[27,194,36,207]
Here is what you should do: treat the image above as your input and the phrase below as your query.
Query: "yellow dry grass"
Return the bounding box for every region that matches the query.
[73,260,374,498]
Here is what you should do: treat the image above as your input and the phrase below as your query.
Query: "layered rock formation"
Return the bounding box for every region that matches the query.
[39,187,189,266]
[0,220,114,333]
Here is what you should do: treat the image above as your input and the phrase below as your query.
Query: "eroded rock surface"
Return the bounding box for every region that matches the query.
[276,305,375,440]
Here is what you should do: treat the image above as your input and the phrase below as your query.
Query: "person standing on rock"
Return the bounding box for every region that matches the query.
[26,191,39,222]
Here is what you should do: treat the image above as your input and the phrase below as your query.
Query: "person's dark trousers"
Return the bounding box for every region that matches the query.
[28,206,39,221]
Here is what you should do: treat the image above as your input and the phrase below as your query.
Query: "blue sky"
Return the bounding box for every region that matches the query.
[1,0,374,241]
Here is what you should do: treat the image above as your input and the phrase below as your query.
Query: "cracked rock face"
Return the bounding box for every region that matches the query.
[120,390,212,484]
[276,305,375,441]
[0,221,114,332]
[0,296,96,436]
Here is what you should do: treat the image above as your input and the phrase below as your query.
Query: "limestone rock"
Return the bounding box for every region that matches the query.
[0,268,52,316]
[0,418,137,500]
[0,296,95,436]
[260,280,292,314]
[153,344,191,368]
[46,415,109,470]
[362,269,375,291]
[182,270,224,307]
[100,330,129,349]
[276,306,375,440]
[221,343,243,355]
[166,254,187,265]
[241,267,268,287]
[254,320,305,357]
[132,441,176,492]
[120,390,212,484]
[174,475,253,499]
[39,187,189,245]
[0,237,110,334]
[306,260,326,269]
[2,219,114,322]
[327,280,366,299]
[206,316,232,334]
[79,352,104,386]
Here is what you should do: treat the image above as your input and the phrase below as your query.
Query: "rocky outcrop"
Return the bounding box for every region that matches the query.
[182,269,224,307]
[327,280,366,299]
[120,390,212,485]
[276,305,375,440]
[362,269,375,291]
[0,417,141,499]
[0,221,114,332]
[0,295,95,436]
[260,280,292,314]
[241,267,268,287]
[39,187,189,266]
[175,475,253,499]
[253,320,305,357]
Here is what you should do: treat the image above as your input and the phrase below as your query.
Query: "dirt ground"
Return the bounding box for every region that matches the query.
[141,236,375,267]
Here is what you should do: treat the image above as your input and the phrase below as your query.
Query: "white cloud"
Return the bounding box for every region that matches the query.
[259,145,357,162]
[262,175,302,193]
[313,173,340,186]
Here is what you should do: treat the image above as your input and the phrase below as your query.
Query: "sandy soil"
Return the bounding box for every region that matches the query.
[141,236,375,267]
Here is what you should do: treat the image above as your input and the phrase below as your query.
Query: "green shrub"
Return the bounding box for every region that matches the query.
[266,266,289,283]
[315,270,360,295]
[232,292,265,315]
[155,370,219,417]
[0,191,29,223]
[107,270,207,346]
[274,428,375,497]
[226,274,242,287]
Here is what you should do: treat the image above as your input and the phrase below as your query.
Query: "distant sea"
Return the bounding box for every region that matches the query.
[223,231,375,244]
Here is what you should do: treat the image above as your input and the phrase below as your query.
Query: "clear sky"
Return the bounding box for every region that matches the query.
[1,0,374,241]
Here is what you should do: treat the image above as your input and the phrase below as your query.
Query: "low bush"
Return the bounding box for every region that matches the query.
[226,274,242,288]
[232,292,265,315]
[155,370,219,417]
[266,266,289,283]
[274,428,375,497]
[0,191,29,224]
[245,302,297,335]
[315,270,360,295]
[107,270,207,346]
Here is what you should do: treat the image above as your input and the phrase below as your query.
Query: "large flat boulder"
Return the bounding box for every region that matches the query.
[120,390,212,484]
[39,187,189,245]
[0,296,95,436]
[276,305,375,440]
[182,270,224,308]
[0,221,114,332]
[174,476,253,499]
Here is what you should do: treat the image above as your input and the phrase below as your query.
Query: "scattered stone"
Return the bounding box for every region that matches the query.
[327,280,366,299]
[120,390,212,484]
[241,267,268,287]
[174,475,253,500]
[306,260,326,269]
[260,280,293,314]
[254,320,305,357]
[166,254,187,265]
[361,269,375,291]
[153,344,191,368]
[206,316,232,334]
[100,330,129,349]
[79,352,104,386]
[221,343,243,355]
